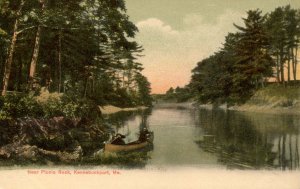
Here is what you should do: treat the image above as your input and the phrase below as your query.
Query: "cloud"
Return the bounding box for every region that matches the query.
[137,18,179,36]
[135,10,245,93]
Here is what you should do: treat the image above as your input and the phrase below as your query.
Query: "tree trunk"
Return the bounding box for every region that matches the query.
[260,73,264,88]
[28,26,42,88]
[16,54,23,91]
[57,30,62,93]
[1,0,25,96]
[276,53,280,83]
[280,49,285,86]
[294,46,298,81]
[291,47,296,81]
[122,71,125,88]
[287,48,291,83]
[28,0,46,90]
[83,77,88,98]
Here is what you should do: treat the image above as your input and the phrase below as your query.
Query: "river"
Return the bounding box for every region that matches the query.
[106,104,300,170]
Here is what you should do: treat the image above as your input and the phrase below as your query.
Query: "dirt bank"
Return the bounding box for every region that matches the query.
[196,85,300,115]
[228,103,300,115]
[99,105,148,114]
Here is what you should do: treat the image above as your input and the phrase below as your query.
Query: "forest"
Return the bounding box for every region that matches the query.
[188,6,300,104]
[0,0,152,120]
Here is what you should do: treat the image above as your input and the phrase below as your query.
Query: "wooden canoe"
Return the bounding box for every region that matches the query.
[104,132,154,153]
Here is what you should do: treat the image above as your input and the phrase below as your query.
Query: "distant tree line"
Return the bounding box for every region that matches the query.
[160,86,193,103]
[0,0,152,107]
[189,6,300,104]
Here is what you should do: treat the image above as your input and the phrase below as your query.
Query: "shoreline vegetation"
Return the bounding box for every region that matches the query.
[0,89,152,166]
[156,84,300,115]
[227,86,300,115]
[0,102,152,167]
[215,84,300,115]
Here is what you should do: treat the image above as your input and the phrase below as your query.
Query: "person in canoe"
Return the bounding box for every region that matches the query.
[111,133,126,145]
[138,127,151,142]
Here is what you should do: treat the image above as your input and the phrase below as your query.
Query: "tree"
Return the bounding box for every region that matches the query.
[285,6,300,82]
[166,87,174,95]
[134,73,152,106]
[1,0,26,95]
[189,10,275,104]
[28,0,46,90]
[265,7,289,84]
[265,6,300,84]
[233,9,274,89]
[190,51,234,103]
[0,0,151,108]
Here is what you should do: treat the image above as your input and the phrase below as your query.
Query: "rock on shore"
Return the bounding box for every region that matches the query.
[0,117,109,164]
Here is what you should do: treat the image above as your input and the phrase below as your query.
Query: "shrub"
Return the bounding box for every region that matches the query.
[38,95,100,119]
[41,97,64,118]
[0,94,44,120]
[0,92,101,120]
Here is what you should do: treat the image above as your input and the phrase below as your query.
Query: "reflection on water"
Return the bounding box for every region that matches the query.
[100,109,153,168]
[106,106,300,170]
[195,109,300,170]
[104,109,152,143]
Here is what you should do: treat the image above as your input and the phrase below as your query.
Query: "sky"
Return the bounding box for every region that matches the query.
[125,0,300,94]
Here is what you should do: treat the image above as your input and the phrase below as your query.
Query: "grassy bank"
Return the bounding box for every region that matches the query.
[229,84,300,114]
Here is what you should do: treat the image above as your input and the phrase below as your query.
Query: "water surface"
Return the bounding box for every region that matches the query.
[107,105,300,170]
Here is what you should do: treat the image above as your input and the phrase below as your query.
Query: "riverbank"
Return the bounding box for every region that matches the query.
[99,105,148,114]
[0,92,152,166]
[228,103,300,115]
[0,117,109,165]
[198,85,300,115]
[198,101,300,115]
[230,85,300,114]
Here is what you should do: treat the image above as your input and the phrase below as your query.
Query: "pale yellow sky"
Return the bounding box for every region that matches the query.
[126,0,300,94]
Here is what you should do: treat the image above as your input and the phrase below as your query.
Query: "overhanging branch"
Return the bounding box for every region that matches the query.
[16,26,37,35]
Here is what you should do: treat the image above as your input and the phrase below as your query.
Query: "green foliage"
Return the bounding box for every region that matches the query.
[40,97,64,118]
[0,94,44,120]
[0,93,102,120]
[189,7,300,105]
[0,110,10,120]
[0,0,152,111]
[264,5,300,83]
[190,51,236,104]
[40,95,101,119]
[233,9,274,89]
[134,73,153,106]
[163,86,193,103]
[0,28,6,36]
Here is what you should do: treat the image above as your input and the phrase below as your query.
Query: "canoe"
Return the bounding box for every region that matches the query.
[104,132,154,153]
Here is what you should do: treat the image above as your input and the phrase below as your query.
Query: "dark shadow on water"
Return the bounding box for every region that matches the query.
[87,108,154,168]
[104,109,152,130]
[195,109,300,170]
